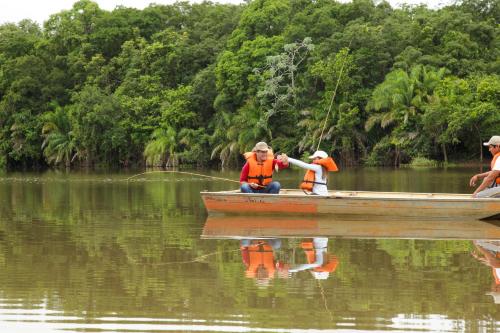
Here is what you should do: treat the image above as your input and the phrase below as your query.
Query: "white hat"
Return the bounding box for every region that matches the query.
[308,150,328,159]
[253,141,270,151]
[311,271,330,280]
[483,136,500,146]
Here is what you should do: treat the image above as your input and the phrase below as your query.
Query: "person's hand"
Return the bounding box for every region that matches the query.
[278,153,288,164]
[249,182,260,189]
[470,175,478,187]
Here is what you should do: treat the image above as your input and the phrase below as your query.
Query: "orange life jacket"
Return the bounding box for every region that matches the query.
[244,151,274,186]
[300,157,338,191]
[245,242,276,278]
[301,241,339,273]
[492,152,500,186]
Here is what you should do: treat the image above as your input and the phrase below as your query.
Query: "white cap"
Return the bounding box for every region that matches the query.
[311,271,330,280]
[308,150,328,159]
[483,136,500,146]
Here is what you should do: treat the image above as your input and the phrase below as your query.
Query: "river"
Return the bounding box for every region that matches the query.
[0,167,498,332]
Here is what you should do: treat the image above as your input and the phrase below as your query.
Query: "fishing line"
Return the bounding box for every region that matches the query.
[129,249,242,266]
[316,278,334,321]
[316,40,353,152]
[126,170,240,184]
[126,170,266,188]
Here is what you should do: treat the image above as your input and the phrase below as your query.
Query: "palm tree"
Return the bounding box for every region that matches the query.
[41,106,76,167]
[365,65,446,165]
[144,126,177,167]
[211,100,271,167]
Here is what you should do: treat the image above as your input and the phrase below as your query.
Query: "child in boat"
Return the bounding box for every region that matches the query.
[282,151,338,195]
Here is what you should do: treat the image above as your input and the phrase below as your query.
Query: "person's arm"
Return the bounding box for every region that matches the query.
[288,263,321,273]
[287,157,322,172]
[473,170,500,196]
[240,162,261,189]
[240,162,249,184]
[273,159,289,170]
[470,171,491,186]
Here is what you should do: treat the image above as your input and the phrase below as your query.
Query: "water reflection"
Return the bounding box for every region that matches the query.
[240,239,289,285]
[472,240,500,304]
[0,170,499,332]
[239,238,339,285]
[202,215,500,240]
[289,238,339,280]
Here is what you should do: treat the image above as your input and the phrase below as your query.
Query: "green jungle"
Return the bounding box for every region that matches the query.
[0,0,498,170]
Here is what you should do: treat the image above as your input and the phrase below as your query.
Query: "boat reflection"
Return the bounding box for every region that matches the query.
[202,215,500,240]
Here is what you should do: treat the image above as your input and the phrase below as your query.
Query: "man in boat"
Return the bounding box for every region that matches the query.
[470,136,500,198]
[240,141,289,194]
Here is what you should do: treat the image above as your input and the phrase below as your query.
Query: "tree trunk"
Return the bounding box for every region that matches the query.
[441,143,448,164]
[479,137,483,164]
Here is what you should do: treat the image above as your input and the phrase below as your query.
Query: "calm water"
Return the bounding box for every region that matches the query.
[0,167,499,333]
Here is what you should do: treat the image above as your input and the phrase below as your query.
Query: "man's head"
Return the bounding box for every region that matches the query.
[253,142,270,162]
[484,136,500,155]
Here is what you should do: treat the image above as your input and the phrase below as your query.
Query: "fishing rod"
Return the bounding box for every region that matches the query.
[316,40,353,152]
[126,170,266,188]
[126,170,240,183]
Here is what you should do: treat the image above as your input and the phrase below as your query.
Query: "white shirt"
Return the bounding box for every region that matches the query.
[287,158,329,195]
[493,154,500,171]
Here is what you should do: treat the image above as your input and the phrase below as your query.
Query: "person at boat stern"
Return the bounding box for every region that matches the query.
[282,150,338,195]
[240,141,288,194]
[470,136,500,198]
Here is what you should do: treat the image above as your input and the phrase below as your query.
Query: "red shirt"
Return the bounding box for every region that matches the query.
[240,159,288,183]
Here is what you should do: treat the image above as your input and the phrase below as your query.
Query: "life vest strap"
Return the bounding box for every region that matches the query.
[248,174,273,185]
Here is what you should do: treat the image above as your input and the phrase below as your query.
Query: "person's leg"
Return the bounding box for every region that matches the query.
[476,187,500,198]
[241,183,256,193]
[264,181,281,194]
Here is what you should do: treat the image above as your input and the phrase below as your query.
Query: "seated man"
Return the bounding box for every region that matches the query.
[240,142,288,194]
[470,136,500,198]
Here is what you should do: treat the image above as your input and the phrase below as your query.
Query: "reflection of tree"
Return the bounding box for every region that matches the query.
[0,177,499,327]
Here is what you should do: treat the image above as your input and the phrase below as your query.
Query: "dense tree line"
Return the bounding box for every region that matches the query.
[0,0,498,169]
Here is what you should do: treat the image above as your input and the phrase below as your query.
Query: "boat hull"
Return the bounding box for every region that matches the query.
[201,190,500,221]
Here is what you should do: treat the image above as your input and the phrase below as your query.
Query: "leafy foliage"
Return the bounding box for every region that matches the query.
[0,0,498,169]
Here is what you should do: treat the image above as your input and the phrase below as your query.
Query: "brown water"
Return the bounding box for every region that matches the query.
[0,167,499,333]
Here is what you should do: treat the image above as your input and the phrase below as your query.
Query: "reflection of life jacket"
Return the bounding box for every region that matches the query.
[300,157,338,191]
[245,242,276,278]
[244,151,274,186]
[492,152,500,187]
[301,241,339,273]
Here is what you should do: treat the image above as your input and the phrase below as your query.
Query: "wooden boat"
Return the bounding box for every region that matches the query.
[202,215,500,240]
[200,189,500,221]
